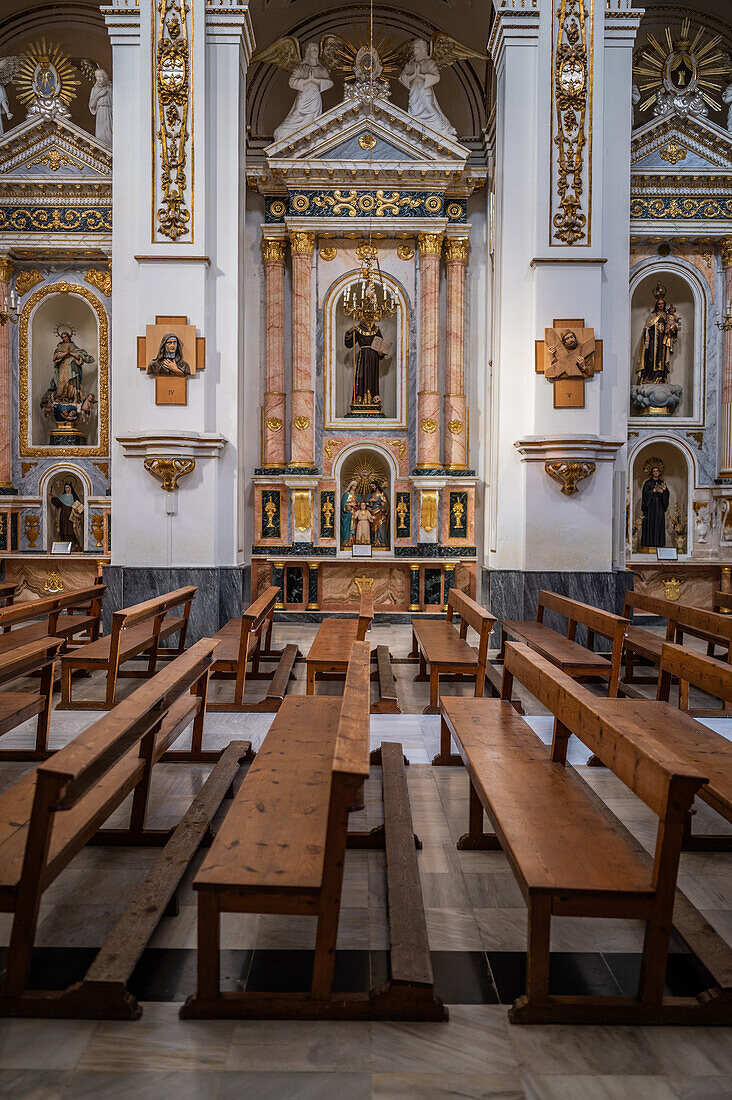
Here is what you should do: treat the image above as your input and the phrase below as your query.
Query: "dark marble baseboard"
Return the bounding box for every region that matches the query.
[395,544,477,558]
[251,544,338,557]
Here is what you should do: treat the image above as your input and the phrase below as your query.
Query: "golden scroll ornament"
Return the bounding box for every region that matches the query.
[85,269,111,297]
[420,418,437,434]
[420,490,438,532]
[544,460,596,496]
[143,456,196,492]
[294,416,311,431]
[15,269,43,297]
[266,417,283,432]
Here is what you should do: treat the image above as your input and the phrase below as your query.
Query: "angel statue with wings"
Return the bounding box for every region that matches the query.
[254,36,348,143]
[0,57,21,137]
[397,35,482,140]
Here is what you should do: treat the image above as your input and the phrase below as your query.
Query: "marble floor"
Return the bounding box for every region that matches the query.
[0,624,730,1098]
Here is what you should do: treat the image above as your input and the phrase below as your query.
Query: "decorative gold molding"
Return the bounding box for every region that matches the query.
[659,141,686,165]
[0,257,14,284]
[290,231,316,255]
[721,237,732,269]
[417,233,443,257]
[266,417,283,433]
[324,438,344,460]
[293,490,311,532]
[93,460,110,477]
[43,570,65,594]
[396,244,414,261]
[85,268,111,297]
[661,577,682,601]
[447,419,463,435]
[551,0,593,245]
[153,0,192,242]
[19,282,109,458]
[20,461,37,476]
[294,415,311,430]
[15,269,42,297]
[262,237,287,263]
[444,238,469,263]
[90,513,105,549]
[319,246,337,261]
[421,418,437,434]
[143,456,196,492]
[545,460,596,496]
[354,574,374,595]
[420,489,438,532]
[388,439,406,459]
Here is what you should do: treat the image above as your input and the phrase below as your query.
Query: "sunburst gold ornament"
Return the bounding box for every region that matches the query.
[15,40,80,121]
[633,18,731,116]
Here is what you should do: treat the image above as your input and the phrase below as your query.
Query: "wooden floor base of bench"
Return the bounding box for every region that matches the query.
[181,983,446,1021]
[508,989,732,1026]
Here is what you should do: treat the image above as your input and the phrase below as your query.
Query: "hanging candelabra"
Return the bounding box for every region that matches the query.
[342,245,397,323]
[0,287,18,326]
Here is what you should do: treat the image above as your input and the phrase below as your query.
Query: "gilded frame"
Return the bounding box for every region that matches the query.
[19,281,110,457]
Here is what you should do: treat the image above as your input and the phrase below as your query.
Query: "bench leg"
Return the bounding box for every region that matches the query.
[190,669,211,756]
[61,660,73,707]
[423,666,440,715]
[35,660,55,753]
[457,782,501,850]
[525,895,551,1006]
[408,630,418,659]
[432,716,463,767]
[197,893,220,1000]
[306,664,316,696]
[414,650,428,683]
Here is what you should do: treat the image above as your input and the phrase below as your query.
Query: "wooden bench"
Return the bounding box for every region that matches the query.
[305,591,373,695]
[621,591,677,686]
[0,583,16,608]
[58,586,196,710]
[713,590,732,617]
[0,638,63,761]
[371,644,402,714]
[411,589,496,722]
[0,585,107,656]
[439,641,725,1024]
[500,590,629,698]
[182,640,444,1021]
[208,585,298,713]
[0,639,231,1017]
[673,601,732,667]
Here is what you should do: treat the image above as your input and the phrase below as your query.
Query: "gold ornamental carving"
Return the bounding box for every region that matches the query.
[23,514,40,548]
[642,456,664,479]
[143,456,196,492]
[662,577,682,602]
[43,570,65,594]
[154,0,192,242]
[388,439,406,459]
[93,461,109,477]
[720,237,732,269]
[266,417,283,433]
[293,490,311,533]
[420,490,438,533]
[0,257,13,284]
[290,232,315,255]
[263,498,277,530]
[358,132,377,151]
[85,268,111,297]
[319,247,337,261]
[418,233,443,257]
[545,460,596,496]
[90,513,105,549]
[353,575,374,595]
[551,0,593,245]
[19,282,109,458]
[396,244,414,261]
[20,461,37,476]
[262,237,287,263]
[15,270,44,298]
[659,142,687,165]
[294,416,311,431]
[444,238,469,263]
[421,418,437,434]
[451,498,465,530]
[447,420,463,435]
[324,438,344,460]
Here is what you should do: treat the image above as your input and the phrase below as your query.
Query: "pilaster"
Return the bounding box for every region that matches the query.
[719,237,732,475]
[444,237,469,471]
[261,235,287,469]
[289,230,316,469]
[0,256,14,492]
[416,232,443,470]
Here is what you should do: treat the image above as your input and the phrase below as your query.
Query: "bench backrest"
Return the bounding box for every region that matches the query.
[333,640,372,784]
[0,637,63,687]
[674,602,732,648]
[537,590,628,644]
[0,583,16,608]
[623,590,677,626]
[234,585,278,650]
[658,641,732,710]
[0,585,107,635]
[713,590,732,614]
[502,641,706,823]
[447,589,496,671]
[112,586,197,632]
[357,590,374,641]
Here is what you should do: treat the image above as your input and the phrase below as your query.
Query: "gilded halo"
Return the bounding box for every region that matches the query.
[14,40,80,111]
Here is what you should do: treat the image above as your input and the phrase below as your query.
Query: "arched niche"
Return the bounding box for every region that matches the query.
[323,270,409,430]
[334,443,396,554]
[40,464,90,552]
[629,261,706,424]
[629,438,694,557]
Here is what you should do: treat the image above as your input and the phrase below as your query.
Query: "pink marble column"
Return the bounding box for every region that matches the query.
[0,257,13,491]
[720,238,732,475]
[261,236,287,469]
[443,237,469,471]
[289,231,315,468]
[416,232,442,470]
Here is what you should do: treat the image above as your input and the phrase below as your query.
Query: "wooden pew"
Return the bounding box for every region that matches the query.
[439,641,727,1024]
[411,589,496,721]
[0,583,16,608]
[0,638,63,761]
[673,602,732,667]
[57,586,196,710]
[713,590,732,617]
[0,639,242,1018]
[621,591,677,686]
[371,644,402,714]
[0,585,107,655]
[207,585,298,712]
[182,641,444,1021]
[500,590,629,698]
[305,590,373,695]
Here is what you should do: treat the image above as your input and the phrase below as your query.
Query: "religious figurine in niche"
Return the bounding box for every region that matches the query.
[51,480,84,549]
[640,462,670,549]
[340,478,360,548]
[253,35,349,143]
[40,323,96,439]
[88,68,112,147]
[636,284,681,385]
[345,313,390,414]
[366,478,389,548]
[147,333,191,377]
[0,57,20,137]
[396,35,482,140]
[354,500,373,546]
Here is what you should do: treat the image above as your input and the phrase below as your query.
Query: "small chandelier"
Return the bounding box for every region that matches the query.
[0,287,18,326]
[716,298,732,333]
[342,244,396,324]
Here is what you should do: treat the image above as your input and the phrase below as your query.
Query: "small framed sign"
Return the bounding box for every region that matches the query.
[656,547,678,561]
[352,544,372,558]
[51,541,72,555]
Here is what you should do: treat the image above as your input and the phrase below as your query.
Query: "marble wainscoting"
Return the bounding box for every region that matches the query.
[488,570,635,641]
[101,566,250,640]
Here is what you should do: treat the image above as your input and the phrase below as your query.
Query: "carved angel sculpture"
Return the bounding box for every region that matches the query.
[254,35,347,143]
[396,35,482,140]
[0,57,20,138]
[72,59,112,147]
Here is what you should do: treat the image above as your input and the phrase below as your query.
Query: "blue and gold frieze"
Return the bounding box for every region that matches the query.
[319,489,336,540]
[395,491,411,538]
[265,192,466,223]
[0,207,112,233]
[630,196,732,221]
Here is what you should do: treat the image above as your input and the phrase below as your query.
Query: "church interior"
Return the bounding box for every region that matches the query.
[1,0,732,1094]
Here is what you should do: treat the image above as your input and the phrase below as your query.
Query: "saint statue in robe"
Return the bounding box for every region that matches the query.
[88,69,112,147]
[636,286,680,385]
[51,481,83,549]
[345,321,386,413]
[366,479,389,548]
[340,479,359,548]
[48,325,94,404]
[640,466,669,548]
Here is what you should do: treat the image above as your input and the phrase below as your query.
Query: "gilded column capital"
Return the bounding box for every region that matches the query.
[0,257,14,284]
[720,237,732,269]
[289,231,316,255]
[444,237,470,263]
[261,236,287,264]
[417,232,443,257]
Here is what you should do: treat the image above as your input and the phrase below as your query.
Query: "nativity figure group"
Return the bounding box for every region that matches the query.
[340,477,389,549]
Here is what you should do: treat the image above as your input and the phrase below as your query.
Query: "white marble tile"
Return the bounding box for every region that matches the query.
[0,1019,95,1070]
[369,1006,516,1075]
[78,1004,232,1072]
[226,1020,372,1072]
[509,1023,663,1075]
[371,1073,524,1099]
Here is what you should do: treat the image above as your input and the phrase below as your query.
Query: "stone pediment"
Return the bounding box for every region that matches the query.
[0,116,111,180]
[631,113,732,172]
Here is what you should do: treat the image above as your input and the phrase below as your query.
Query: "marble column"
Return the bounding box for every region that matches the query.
[307,561,319,610]
[289,231,315,469]
[409,562,420,612]
[261,236,287,469]
[443,237,469,471]
[0,257,13,493]
[416,232,443,470]
[720,237,732,475]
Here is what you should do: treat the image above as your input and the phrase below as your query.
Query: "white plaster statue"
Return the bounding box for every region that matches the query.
[253,35,347,143]
[396,35,482,141]
[631,83,640,128]
[88,68,112,147]
[723,82,732,132]
[0,57,20,138]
